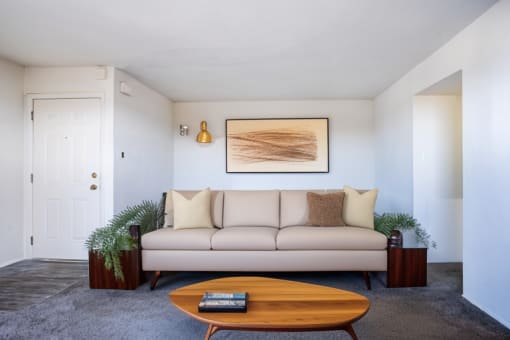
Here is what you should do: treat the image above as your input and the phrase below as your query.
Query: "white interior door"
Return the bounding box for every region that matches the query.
[33,98,102,259]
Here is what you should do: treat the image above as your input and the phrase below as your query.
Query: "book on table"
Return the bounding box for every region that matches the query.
[198,292,248,312]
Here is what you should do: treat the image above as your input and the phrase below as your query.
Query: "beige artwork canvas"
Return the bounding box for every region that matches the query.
[226,118,329,173]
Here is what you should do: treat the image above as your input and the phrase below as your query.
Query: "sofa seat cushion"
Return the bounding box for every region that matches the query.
[142,227,217,250]
[211,227,278,250]
[276,226,387,250]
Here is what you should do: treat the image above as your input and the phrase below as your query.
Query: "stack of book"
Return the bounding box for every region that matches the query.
[198,292,248,312]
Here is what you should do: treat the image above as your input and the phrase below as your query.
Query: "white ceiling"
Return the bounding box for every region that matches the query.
[0,0,496,101]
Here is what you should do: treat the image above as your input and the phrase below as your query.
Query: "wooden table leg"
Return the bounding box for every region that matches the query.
[343,324,358,340]
[203,323,358,339]
[363,271,371,290]
[204,324,219,340]
[150,271,161,290]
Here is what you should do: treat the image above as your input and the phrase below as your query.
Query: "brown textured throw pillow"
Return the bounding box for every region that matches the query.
[306,192,346,226]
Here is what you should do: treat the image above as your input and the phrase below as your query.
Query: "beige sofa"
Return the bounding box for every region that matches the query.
[141,190,387,289]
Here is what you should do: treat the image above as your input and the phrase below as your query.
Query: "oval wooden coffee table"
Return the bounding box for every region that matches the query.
[170,276,369,340]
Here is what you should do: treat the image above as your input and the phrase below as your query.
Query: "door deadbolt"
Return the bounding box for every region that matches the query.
[90,184,98,190]
[91,172,97,178]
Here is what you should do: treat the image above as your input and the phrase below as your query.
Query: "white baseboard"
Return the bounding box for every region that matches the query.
[0,257,25,268]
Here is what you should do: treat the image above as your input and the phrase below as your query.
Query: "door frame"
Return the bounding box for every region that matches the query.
[23,93,111,259]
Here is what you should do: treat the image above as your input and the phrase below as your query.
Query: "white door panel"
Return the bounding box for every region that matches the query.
[33,98,101,259]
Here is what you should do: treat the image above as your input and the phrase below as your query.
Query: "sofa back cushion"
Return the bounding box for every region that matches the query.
[223,190,280,228]
[164,190,224,228]
[281,190,341,228]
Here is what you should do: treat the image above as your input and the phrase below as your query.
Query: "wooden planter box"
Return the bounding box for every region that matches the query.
[88,250,143,290]
[387,247,427,288]
[88,225,146,290]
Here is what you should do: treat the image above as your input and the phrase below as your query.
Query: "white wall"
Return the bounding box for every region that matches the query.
[374,1,509,327]
[113,70,173,212]
[0,58,24,267]
[24,66,115,239]
[374,84,414,213]
[173,100,374,191]
[413,95,462,262]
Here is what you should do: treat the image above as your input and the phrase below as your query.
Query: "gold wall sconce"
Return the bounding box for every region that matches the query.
[196,121,212,143]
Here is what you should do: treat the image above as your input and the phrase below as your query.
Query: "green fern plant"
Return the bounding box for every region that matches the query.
[85,200,161,281]
[374,212,437,249]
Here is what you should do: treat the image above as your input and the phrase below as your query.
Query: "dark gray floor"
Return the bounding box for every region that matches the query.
[0,260,509,339]
[0,259,88,311]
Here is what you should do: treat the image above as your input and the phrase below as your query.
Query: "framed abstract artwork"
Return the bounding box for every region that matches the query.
[225,118,329,173]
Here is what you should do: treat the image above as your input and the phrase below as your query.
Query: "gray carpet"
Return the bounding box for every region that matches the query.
[0,261,509,339]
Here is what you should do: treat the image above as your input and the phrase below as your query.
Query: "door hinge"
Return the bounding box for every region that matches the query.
[30,173,34,183]
[30,236,33,246]
[31,110,34,121]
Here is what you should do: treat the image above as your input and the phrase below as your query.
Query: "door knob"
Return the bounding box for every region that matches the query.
[90,184,98,190]
[91,172,98,178]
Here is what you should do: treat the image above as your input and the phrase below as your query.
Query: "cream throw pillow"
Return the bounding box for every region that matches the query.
[342,186,378,229]
[172,189,213,229]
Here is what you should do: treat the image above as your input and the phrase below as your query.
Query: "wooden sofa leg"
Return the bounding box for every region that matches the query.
[363,271,371,290]
[150,271,161,290]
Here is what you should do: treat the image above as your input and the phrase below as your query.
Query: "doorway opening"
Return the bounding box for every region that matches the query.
[412,71,463,269]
